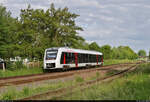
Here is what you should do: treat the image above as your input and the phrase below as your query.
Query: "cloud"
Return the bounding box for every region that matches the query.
[2,0,150,54]
[0,0,6,4]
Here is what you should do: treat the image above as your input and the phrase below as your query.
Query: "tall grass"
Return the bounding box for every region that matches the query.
[0,61,44,78]
[0,67,43,78]
[103,59,137,66]
[60,63,150,100]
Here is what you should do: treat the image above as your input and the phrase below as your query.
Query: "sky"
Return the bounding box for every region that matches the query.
[1,0,150,55]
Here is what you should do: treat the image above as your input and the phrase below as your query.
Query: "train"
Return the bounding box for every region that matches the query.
[43,47,103,71]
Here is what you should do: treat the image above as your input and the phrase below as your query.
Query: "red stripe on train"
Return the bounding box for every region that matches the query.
[74,53,78,68]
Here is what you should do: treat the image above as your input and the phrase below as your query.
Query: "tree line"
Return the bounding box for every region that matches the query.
[0,4,148,61]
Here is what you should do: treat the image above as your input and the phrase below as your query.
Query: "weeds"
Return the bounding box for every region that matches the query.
[75,76,84,83]
[22,87,30,96]
[2,87,17,100]
[104,59,136,66]
[96,72,100,77]
[0,67,43,78]
[60,63,150,100]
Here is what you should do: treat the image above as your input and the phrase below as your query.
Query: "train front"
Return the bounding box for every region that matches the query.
[44,49,58,69]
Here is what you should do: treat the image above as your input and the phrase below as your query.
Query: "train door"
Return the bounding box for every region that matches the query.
[74,53,78,68]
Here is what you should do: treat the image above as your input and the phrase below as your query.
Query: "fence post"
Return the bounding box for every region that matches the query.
[2,62,5,71]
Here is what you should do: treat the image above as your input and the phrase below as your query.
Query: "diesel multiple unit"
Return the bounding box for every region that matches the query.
[43,47,103,70]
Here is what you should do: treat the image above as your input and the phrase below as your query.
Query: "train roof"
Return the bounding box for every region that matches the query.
[46,47,103,55]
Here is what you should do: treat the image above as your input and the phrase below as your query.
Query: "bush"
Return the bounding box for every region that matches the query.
[5,61,27,70]
[5,61,14,70]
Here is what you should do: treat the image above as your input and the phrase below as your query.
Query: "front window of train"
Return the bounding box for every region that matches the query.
[46,50,58,60]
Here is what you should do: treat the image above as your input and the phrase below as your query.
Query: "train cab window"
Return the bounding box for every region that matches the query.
[46,50,58,60]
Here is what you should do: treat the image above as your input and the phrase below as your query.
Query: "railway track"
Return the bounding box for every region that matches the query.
[0,63,136,88]
[21,63,139,100]
[0,62,136,80]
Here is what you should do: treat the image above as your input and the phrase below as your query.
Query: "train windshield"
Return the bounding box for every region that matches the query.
[46,50,58,60]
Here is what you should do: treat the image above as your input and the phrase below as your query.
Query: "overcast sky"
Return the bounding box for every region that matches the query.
[1,0,150,54]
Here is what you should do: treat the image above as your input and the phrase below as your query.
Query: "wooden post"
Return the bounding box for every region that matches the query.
[2,62,5,71]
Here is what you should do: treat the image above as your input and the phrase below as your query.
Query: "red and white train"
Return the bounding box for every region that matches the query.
[43,47,103,71]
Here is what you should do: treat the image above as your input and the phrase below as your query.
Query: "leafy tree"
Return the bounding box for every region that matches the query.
[0,5,19,59]
[18,4,84,59]
[100,45,112,59]
[111,46,138,60]
[138,50,146,57]
[89,42,101,51]
[0,4,139,61]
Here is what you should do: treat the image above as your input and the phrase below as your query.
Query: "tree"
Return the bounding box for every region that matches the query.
[89,42,101,51]
[111,46,138,59]
[138,50,146,57]
[17,3,84,59]
[100,45,112,59]
[0,5,18,59]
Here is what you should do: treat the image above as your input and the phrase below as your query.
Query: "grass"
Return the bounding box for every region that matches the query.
[0,59,137,78]
[0,67,43,78]
[59,63,150,100]
[0,80,68,100]
[0,71,102,100]
[75,75,84,83]
[0,59,141,100]
[103,59,137,66]
[0,76,88,100]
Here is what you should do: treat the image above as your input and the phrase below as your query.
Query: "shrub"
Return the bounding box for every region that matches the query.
[5,61,14,70]
[5,61,27,70]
